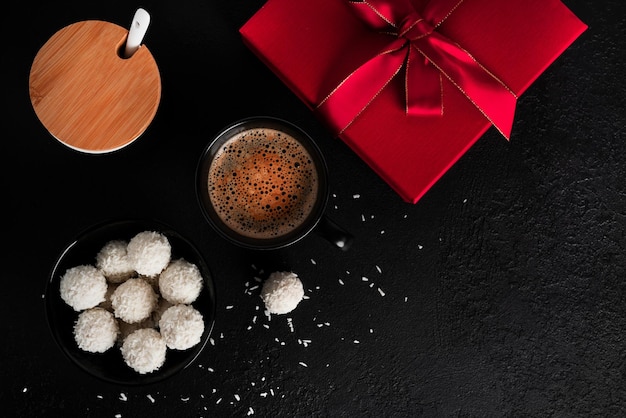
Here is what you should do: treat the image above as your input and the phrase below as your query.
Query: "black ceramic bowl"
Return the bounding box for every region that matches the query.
[44,219,216,386]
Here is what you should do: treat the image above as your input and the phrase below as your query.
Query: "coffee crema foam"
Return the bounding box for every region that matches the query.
[208,128,319,239]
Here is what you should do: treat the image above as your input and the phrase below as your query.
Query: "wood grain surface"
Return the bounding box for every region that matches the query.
[29,20,161,153]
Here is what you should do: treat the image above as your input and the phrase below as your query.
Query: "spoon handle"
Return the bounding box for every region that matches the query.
[124,8,150,58]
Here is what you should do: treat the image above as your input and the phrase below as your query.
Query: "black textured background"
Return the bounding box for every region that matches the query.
[3,0,626,416]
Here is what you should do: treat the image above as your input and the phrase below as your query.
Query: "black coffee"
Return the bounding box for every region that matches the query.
[207,128,319,239]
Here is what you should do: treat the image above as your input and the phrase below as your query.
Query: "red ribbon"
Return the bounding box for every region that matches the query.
[316,0,517,139]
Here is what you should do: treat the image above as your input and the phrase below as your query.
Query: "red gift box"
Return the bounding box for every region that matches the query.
[240,0,587,203]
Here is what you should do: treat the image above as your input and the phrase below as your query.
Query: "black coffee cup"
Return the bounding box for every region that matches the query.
[196,116,352,251]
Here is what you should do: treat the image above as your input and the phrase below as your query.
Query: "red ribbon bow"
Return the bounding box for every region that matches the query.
[316,0,517,139]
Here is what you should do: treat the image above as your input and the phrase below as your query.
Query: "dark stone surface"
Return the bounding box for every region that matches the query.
[3,0,626,416]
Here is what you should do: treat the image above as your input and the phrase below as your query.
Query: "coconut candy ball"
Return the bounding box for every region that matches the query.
[158,258,204,305]
[60,264,108,312]
[159,304,205,350]
[121,328,167,374]
[95,239,135,283]
[260,271,304,314]
[111,278,158,324]
[73,307,119,353]
[126,231,171,277]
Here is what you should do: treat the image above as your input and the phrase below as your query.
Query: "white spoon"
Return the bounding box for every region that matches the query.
[124,8,151,58]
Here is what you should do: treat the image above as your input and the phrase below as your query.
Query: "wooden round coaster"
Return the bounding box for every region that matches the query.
[29,20,161,153]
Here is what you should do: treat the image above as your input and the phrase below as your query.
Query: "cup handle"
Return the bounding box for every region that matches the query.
[316,215,353,251]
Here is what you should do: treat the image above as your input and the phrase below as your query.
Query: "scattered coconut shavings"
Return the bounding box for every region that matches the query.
[378,288,386,297]
[234,394,240,401]
[361,214,366,222]
[226,305,234,310]
[338,279,344,285]
[287,317,295,332]
[353,194,360,198]
[181,397,190,402]
[248,407,255,415]
[210,337,215,346]
[405,297,408,302]
[22,387,28,393]
[311,259,316,265]
[147,394,155,403]
[418,245,423,249]
[119,393,127,401]
[376,265,382,273]
[362,276,368,281]
[380,230,385,234]
[216,398,222,404]
[299,361,308,367]
[354,340,360,344]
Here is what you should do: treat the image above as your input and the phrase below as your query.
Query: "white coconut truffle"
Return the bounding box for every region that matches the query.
[126,231,171,277]
[60,265,108,311]
[159,304,204,350]
[158,258,204,304]
[111,278,158,324]
[121,328,167,374]
[73,307,119,353]
[260,271,304,314]
[95,240,135,283]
